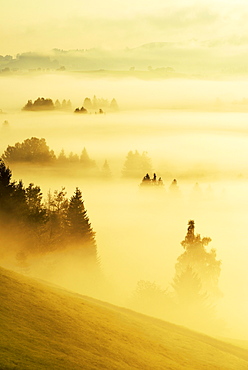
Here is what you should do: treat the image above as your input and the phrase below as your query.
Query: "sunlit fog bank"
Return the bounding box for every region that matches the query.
[0,75,248,341]
[1,108,248,180]
[2,74,248,112]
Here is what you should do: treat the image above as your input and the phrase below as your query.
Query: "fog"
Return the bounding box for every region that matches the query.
[0,74,248,341]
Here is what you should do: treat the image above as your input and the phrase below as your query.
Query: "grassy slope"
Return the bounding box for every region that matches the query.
[0,267,247,370]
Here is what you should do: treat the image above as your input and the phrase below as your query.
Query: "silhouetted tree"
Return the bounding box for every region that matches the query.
[23,97,55,111]
[25,183,47,224]
[175,220,221,300]
[0,159,14,213]
[45,187,69,247]
[66,188,97,257]
[169,221,224,333]
[2,137,56,163]
[0,160,28,218]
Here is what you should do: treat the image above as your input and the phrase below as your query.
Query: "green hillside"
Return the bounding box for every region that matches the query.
[0,266,247,370]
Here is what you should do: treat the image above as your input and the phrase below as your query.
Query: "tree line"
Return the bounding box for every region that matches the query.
[1,137,97,169]
[23,98,72,111]
[0,159,98,264]
[74,96,119,114]
[22,96,119,113]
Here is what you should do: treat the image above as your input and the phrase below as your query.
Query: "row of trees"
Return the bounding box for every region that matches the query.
[1,138,96,168]
[23,98,72,111]
[22,96,119,113]
[83,96,119,111]
[0,159,98,263]
[1,141,216,200]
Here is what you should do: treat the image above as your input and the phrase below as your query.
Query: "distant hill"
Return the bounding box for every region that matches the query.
[0,266,247,369]
[1,41,248,78]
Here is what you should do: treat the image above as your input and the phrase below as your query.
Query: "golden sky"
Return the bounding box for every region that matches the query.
[1,0,248,54]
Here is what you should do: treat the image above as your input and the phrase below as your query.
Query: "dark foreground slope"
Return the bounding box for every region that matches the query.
[0,267,247,370]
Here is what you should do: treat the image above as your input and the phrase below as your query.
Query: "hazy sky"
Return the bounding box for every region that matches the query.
[1,0,248,54]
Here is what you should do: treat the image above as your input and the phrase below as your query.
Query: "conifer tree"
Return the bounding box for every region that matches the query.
[25,183,47,224]
[175,220,221,300]
[0,159,14,213]
[66,188,97,257]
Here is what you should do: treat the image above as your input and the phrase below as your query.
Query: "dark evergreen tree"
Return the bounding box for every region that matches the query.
[66,188,97,257]
[25,183,47,224]
[0,159,14,213]
[0,160,27,218]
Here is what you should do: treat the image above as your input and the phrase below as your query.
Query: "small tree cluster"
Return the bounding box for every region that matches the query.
[140,173,164,187]
[2,137,56,163]
[57,148,96,168]
[22,97,71,111]
[0,159,97,262]
[1,139,96,170]
[54,99,72,110]
[83,96,119,111]
[74,106,88,114]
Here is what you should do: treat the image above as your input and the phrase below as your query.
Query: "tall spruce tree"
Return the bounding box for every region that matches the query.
[66,188,97,257]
